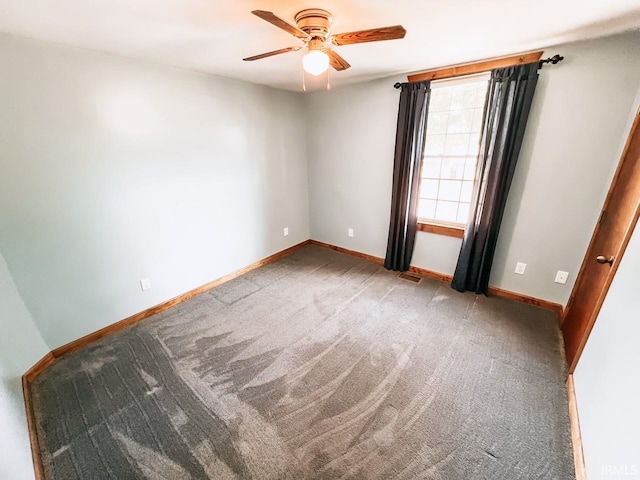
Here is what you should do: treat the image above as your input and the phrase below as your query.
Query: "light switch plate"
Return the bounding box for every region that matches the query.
[515,262,526,275]
[555,271,569,284]
[140,278,152,291]
[283,227,289,237]
[348,228,354,238]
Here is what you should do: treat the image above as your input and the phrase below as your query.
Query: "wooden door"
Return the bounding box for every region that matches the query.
[562,108,640,373]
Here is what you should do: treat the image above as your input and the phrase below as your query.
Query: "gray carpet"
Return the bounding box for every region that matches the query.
[31,245,575,479]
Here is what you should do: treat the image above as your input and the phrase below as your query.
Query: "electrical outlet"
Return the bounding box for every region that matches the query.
[283,227,289,237]
[515,262,526,275]
[555,271,569,284]
[140,278,152,291]
[348,228,354,238]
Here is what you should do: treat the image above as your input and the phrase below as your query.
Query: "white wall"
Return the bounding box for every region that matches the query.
[572,86,640,480]
[0,34,310,349]
[0,250,50,480]
[306,32,640,306]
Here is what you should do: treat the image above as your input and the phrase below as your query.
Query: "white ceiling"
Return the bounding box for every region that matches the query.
[1,0,639,92]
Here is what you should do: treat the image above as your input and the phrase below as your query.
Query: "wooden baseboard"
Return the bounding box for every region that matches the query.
[51,240,311,359]
[22,353,53,480]
[26,238,565,374]
[487,286,564,317]
[21,237,567,479]
[308,240,384,265]
[22,240,312,479]
[23,352,55,384]
[407,265,454,284]
[309,240,564,315]
[567,374,587,480]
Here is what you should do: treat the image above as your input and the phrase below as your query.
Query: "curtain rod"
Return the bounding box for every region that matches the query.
[394,54,564,88]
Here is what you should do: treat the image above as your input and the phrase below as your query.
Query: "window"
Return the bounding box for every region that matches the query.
[418,73,490,233]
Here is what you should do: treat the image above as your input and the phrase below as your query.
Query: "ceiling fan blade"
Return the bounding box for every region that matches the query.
[326,49,351,71]
[243,46,301,62]
[332,25,406,46]
[251,10,310,40]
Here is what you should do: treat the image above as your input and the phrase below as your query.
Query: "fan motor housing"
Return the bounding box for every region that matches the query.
[295,9,332,39]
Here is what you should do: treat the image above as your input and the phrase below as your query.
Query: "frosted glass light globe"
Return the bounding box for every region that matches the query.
[303,50,330,76]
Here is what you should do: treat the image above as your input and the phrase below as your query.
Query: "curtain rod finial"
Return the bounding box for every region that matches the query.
[540,54,564,66]
[394,82,402,89]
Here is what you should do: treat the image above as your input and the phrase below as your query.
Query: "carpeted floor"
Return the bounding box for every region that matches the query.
[31,245,575,479]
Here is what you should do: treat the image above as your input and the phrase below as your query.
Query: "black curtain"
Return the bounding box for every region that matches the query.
[451,63,539,293]
[384,81,431,271]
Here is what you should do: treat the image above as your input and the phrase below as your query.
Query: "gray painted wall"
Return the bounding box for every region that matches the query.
[0,250,50,480]
[306,32,640,305]
[2,29,640,480]
[572,86,640,480]
[0,34,310,349]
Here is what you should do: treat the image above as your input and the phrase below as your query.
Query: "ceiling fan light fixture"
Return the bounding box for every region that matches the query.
[302,49,329,76]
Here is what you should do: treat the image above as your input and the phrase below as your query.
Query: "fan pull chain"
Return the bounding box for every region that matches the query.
[327,68,331,91]
[302,69,306,92]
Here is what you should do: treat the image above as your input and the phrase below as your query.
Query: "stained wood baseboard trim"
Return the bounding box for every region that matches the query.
[22,239,313,479]
[309,239,385,265]
[21,238,566,479]
[23,352,55,383]
[21,353,53,480]
[567,374,587,480]
[487,286,564,317]
[51,240,311,359]
[309,240,564,315]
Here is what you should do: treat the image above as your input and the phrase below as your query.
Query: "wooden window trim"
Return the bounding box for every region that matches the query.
[417,222,464,238]
[407,51,543,83]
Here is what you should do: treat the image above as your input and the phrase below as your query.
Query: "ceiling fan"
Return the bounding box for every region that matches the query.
[243,9,406,76]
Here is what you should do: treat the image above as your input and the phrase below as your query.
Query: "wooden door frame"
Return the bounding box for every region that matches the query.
[561,108,640,373]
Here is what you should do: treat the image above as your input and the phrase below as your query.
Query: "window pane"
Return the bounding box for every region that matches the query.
[418,74,489,225]
[450,84,477,109]
[435,201,459,222]
[447,109,474,134]
[425,134,446,155]
[422,157,442,178]
[429,88,452,112]
[460,181,473,202]
[439,180,462,201]
[475,84,488,107]
[440,157,465,180]
[472,108,485,131]
[418,199,436,219]
[457,203,470,223]
[426,111,449,135]
[420,179,440,200]
[468,133,481,155]
[444,134,470,155]
[463,161,476,180]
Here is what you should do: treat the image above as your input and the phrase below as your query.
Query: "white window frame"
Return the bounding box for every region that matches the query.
[417,72,491,237]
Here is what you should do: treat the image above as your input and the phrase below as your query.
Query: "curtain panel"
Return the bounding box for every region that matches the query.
[384,81,431,271]
[452,63,540,294]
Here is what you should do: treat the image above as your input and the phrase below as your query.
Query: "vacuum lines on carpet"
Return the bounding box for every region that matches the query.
[30,245,575,479]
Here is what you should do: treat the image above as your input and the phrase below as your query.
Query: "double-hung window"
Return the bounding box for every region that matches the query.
[417,73,490,235]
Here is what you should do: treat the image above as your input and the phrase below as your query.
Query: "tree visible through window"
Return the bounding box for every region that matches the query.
[418,73,490,226]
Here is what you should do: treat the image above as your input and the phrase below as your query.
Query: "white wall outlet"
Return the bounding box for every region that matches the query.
[283,227,289,237]
[555,270,569,284]
[515,262,527,275]
[140,278,152,291]
[348,228,354,238]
